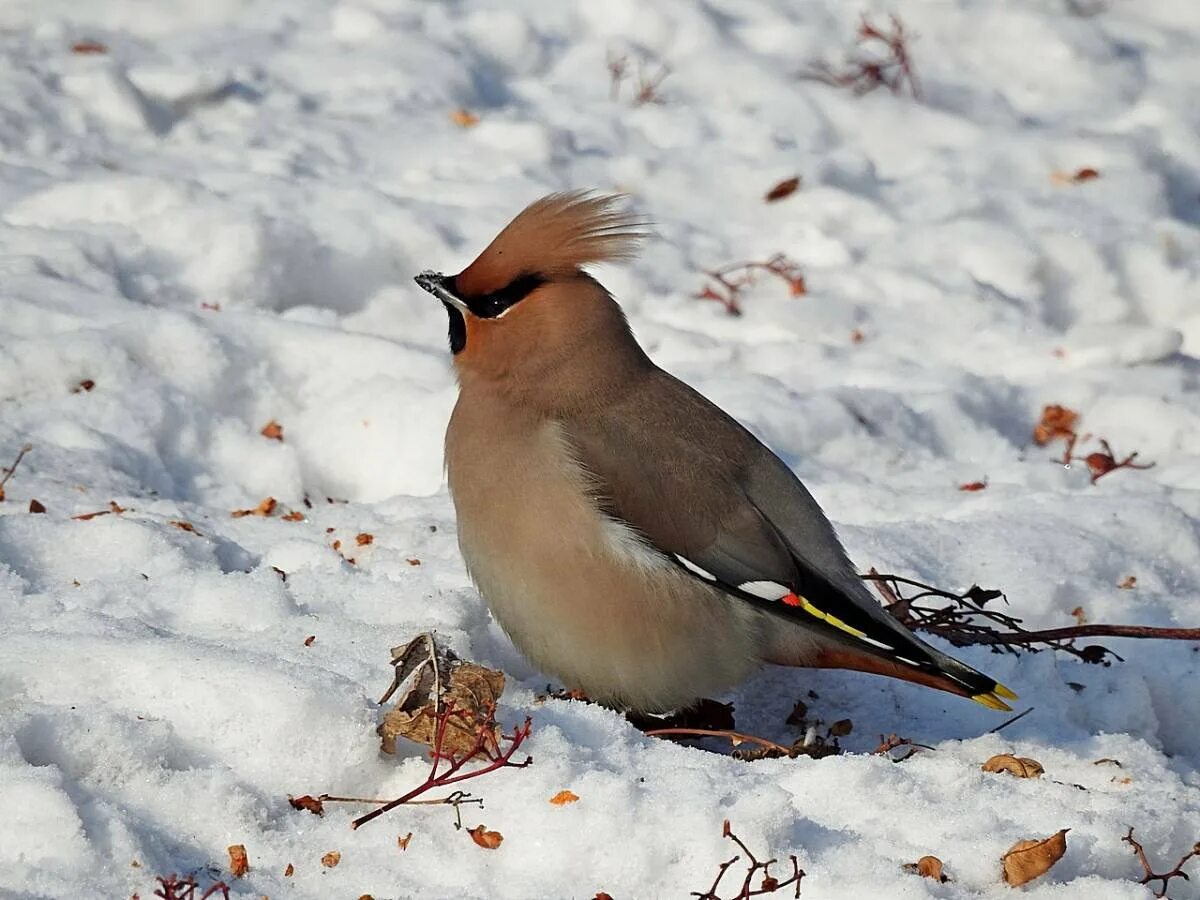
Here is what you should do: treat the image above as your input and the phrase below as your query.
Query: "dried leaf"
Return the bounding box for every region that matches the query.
[304,635,316,647]
[1033,404,1079,445]
[1072,168,1100,182]
[232,497,277,518]
[281,511,304,521]
[903,855,948,882]
[289,794,324,815]
[850,328,865,344]
[260,420,284,441]
[283,863,294,877]
[377,635,506,755]
[550,790,579,805]
[321,851,341,868]
[407,558,422,566]
[785,700,808,726]
[468,825,503,849]
[169,520,198,534]
[828,718,853,737]
[595,894,615,900]
[71,40,107,54]
[73,500,127,521]
[1093,758,1122,767]
[1002,829,1068,885]
[228,844,250,877]
[1071,606,1087,625]
[28,499,46,514]
[764,176,801,202]
[356,532,374,546]
[398,832,413,851]
[450,108,480,127]
[72,379,96,393]
[959,480,987,492]
[982,754,1045,778]
[1118,576,1137,589]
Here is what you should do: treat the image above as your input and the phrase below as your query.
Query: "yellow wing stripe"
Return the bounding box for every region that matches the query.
[785,593,869,640]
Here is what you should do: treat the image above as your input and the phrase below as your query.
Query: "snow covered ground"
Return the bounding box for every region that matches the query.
[1,0,1199,897]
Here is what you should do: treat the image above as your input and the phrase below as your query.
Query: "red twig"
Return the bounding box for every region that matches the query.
[1073,439,1155,484]
[696,255,807,316]
[350,703,532,830]
[0,443,32,501]
[152,875,230,900]
[644,728,795,756]
[1123,827,1200,898]
[692,820,805,899]
[804,13,920,99]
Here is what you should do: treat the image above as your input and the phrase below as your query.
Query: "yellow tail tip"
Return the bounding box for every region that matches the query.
[993,683,1018,701]
[971,691,1014,712]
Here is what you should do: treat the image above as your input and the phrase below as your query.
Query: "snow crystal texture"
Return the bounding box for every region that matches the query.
[0,0,1198,898]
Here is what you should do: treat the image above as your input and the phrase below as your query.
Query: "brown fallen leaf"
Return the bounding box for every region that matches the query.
[283,863,294,877]
[321,850,341,868]
[281,510,304,521]
[1002,829,1068,886]
[73,500,128,521]
[1033,404,1079,446]
[828,718,853,737]
[594,894,615,900]
[550,790,580,806]
[356,532,374,546]
[902,855,948,882]
[398,832,413,851]
[407,558,421,566]
[28,499,46,513]
[764,176,801,202]
[378,635,506,755]
[289,794,324,815]
[1071,606,1087,625]
[1072,167,1100,182]
[72,379,96,393]
[982,754,1045,778]
[468,825,503,849]
[232,497,277,518]
[959,480,987,492]
[71,40,107,54]
[332,539,342,551]
[228,844,250,877]
[169,520,198,534]
[303,635,316,647]
[450,108,480,127]
[850,328,865,344]
[1118,575,1137,590]
[260,420,284,441]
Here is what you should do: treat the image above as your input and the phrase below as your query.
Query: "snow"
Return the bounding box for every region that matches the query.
[1,0,1198,897]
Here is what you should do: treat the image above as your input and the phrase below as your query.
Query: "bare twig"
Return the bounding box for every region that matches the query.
[872,733,934,762]
[692,820,805,899]
[988,707,1035,734]
[863,571,1200,666]
[319,790,482,830]
[803,14,920,99]
[696,255,807,316]
[644,728,795,756]
[0,443,32,501]
[152,875,231,900]
[350,703,532,830]
[1123,827,1200,898]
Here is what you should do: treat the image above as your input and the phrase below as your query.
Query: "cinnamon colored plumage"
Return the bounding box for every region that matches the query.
[416,191,1015,714]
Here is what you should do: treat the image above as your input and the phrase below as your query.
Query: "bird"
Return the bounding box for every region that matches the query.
[415,191,1016,715]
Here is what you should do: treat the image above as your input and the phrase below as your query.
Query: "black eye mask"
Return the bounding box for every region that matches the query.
[465,272,547,319]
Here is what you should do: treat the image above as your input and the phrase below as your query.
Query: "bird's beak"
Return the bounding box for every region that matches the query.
[414,270,469,313]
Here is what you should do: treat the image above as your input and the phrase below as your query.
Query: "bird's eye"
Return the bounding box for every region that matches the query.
[466,272,546,319]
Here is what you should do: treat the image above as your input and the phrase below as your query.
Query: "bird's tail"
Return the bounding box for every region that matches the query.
[808,639,1017,711]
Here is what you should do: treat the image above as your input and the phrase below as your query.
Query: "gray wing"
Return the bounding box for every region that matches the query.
[563,368,939,661]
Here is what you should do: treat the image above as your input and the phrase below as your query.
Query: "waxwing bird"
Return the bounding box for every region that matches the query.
[415,191,1016,715]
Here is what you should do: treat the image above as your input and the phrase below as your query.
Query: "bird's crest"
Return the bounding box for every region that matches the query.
[454,191,646,297]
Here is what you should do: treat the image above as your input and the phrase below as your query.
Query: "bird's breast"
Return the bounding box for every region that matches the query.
[443,398,764,711]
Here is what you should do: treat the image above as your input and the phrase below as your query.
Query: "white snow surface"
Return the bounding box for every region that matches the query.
[1,0,1199,897]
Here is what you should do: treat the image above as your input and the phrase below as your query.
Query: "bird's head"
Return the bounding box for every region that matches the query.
[415,191,647,388]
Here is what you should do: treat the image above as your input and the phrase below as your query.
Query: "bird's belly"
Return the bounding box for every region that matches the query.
[447,420,764,712]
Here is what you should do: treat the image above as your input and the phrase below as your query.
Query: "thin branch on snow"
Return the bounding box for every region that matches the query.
[695,255,807,316]
[802,13,921,99]
[349,702,532,830]
[863,570,1200,665]
[692,820,805,899]
[1122,827,1200,898]
[0,443,32,501]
